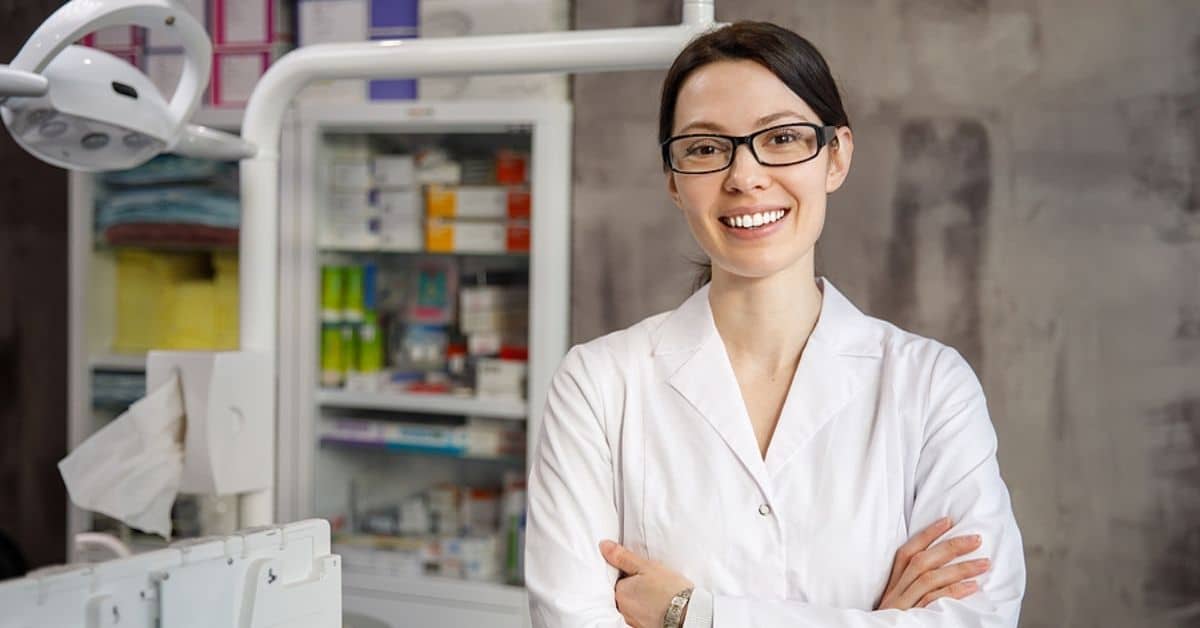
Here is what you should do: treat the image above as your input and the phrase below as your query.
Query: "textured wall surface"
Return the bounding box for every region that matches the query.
[572,2,1200,626]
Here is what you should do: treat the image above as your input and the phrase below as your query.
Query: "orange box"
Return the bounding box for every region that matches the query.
[425,185,530,220]
[426,219,530,253]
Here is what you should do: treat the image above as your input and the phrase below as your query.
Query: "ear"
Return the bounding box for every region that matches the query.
[666,170,683,209]
[825,126,854,194]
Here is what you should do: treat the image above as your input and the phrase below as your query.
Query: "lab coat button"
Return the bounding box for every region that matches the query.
[758,503,772,516]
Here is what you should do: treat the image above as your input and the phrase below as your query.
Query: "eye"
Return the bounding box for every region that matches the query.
[684,139,728,156]
[767,130,799,144]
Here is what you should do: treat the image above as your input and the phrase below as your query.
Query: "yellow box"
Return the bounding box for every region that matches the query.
[113,249,208,353]
[112,249,239,353]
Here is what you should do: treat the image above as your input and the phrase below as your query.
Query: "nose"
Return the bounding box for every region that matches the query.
[723,143,770,194]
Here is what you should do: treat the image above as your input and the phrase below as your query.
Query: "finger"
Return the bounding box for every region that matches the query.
[893,533,982,597]
[886,517,953,591]
[918,580,980,608]
[599,540,645,575]
[898,558,991,609]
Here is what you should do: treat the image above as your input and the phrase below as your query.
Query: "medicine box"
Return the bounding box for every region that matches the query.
[373,155,416,187]
[373,188,421,214]
[426,219,530,254]
[211,0,294,46]
[475,358,527,400]
[425,185,531,220]
[331,160,373,189]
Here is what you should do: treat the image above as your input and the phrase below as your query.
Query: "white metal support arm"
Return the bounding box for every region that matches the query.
[236,0,720,527]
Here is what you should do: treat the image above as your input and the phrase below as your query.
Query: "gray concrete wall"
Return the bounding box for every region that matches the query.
[571,2,1200,626]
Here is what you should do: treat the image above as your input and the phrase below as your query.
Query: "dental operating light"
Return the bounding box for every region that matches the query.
[0,0,254,172]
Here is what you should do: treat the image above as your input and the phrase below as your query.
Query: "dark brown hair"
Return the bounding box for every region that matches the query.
[658,22,850,289]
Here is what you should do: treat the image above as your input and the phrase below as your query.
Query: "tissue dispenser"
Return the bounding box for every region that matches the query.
[147,351,272,496]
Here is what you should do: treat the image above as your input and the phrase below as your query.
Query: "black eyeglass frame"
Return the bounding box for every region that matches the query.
[661,122,840,175]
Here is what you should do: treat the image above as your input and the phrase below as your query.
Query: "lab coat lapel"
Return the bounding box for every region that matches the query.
[654,285,772,494]
[764,279,880,476]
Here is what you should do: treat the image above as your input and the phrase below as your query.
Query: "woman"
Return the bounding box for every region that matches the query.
[527,21,1024,628]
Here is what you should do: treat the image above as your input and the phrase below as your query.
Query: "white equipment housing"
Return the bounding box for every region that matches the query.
[0,520,341,628]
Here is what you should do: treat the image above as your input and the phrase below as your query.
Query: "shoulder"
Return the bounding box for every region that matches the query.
[848,307,984,412]
[557,309,671,380]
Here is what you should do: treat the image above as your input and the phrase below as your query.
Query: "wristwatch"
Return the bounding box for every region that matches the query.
[663,587,694,628]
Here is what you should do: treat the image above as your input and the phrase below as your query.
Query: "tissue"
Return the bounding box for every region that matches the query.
[59,372,185,539]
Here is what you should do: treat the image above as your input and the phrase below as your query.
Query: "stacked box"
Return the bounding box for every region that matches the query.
[423,150,531,253]
[372,154,422,251]
[321,138,378,248]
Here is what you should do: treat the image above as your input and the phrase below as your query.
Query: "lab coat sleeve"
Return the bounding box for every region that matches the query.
[526,346,628,628]
[709,347,1026,627]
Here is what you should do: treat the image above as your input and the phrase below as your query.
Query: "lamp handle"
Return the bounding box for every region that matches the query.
[9,0,210,135]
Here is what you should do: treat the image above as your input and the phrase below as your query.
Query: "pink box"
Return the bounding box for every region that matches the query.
[212,0,293,46]
[210,44,289,106]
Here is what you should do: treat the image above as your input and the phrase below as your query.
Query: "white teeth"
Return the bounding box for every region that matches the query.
[724,209,788,229]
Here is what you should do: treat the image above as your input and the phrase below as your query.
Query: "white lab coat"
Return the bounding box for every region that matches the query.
[526,278,1025,627]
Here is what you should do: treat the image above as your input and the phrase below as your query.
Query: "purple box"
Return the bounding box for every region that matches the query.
[368,0,419,100]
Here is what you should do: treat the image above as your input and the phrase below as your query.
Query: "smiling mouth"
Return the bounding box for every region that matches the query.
[718,208,790,230]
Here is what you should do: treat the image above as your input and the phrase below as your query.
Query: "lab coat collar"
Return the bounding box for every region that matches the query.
[651,277,882,359]
[654,277,883,486]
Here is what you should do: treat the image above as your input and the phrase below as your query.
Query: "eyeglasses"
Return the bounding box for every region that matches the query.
[661,122,838,175]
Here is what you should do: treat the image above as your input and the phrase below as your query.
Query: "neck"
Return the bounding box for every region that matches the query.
[707,255,823,376]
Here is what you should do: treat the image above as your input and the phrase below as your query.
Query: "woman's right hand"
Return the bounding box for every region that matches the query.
[875,517,992,610]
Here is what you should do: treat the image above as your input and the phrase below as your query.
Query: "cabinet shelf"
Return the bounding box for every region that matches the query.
[90,353,147,372]
[317,245,529,259]
[317,389,526,419]
[319,437,523,465]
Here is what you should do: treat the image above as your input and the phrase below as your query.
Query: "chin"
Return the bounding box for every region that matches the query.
[712,253,808,282]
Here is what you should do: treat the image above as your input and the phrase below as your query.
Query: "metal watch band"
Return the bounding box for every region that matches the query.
[663,587,694,628]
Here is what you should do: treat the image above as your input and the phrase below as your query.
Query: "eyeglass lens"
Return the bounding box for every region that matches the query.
[668,124,821,173]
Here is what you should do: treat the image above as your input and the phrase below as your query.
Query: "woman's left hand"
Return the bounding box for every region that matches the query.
[600,540,694,628]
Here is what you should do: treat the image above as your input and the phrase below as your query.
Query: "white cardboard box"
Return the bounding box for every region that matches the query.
[297,0,369,103]
[212,0,294,46]
[372,155,416,187]
[418,0,568,100]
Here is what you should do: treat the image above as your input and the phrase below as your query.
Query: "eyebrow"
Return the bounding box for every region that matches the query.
[677,110,812,134]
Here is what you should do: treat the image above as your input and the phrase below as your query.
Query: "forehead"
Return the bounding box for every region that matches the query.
[673,59,819,134]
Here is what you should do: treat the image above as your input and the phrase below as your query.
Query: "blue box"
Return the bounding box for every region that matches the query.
[368,0,419,100]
